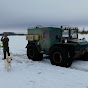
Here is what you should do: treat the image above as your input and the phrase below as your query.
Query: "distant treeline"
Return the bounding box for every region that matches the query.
[0,34,27,36]
[78,30,88,34]
[16,34,27,36]
[0,32,27,36]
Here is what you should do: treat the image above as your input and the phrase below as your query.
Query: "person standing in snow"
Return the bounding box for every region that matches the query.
[1,34,10,60]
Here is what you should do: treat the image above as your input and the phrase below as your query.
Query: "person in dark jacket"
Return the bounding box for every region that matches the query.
[1,34,10,60]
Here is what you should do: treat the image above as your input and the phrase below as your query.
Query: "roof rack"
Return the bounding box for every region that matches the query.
[28,25,78,29]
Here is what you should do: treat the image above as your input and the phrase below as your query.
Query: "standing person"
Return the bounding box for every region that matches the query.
[1,34,10,60]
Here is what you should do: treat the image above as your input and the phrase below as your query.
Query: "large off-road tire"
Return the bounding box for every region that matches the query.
[50,46,68,67]
[27,44,43,61]
[82,52,88,61]
[66,50,74,67]
[66,57,73,67]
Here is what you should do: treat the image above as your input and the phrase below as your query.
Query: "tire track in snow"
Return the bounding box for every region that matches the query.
[10,53,88,72]
[70,67,88,72]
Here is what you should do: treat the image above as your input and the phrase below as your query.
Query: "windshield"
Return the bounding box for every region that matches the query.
[70,30,77,38]
[62,30,69,37]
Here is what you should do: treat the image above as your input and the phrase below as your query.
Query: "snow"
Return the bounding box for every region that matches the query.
[9,36,27,55]
[0,35,88,88]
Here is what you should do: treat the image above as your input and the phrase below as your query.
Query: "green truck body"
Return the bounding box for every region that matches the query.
[27,27,62,53]
[26,26,88,67]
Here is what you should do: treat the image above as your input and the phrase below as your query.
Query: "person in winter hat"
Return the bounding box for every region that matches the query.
[1,34,10,60]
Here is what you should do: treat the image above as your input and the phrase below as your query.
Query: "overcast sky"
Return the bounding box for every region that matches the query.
[0,0,88,32]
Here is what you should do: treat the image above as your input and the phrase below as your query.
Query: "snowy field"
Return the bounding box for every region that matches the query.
[0,34,88,88]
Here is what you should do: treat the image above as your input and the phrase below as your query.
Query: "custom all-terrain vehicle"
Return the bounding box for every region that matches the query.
[26,26,88,67]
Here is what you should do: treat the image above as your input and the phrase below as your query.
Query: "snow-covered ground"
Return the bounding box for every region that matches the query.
[0,35,88,88]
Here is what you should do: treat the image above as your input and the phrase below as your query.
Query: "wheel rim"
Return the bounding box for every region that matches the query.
[53,52,62,63]
[29,49,34,58]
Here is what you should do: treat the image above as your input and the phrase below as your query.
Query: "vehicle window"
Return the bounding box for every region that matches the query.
[71,30,77,38]
[51,30,59,39]
[62,30,69,37]
[43,30,49,39]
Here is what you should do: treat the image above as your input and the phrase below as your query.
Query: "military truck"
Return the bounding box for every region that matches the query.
[26,26,88,67]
